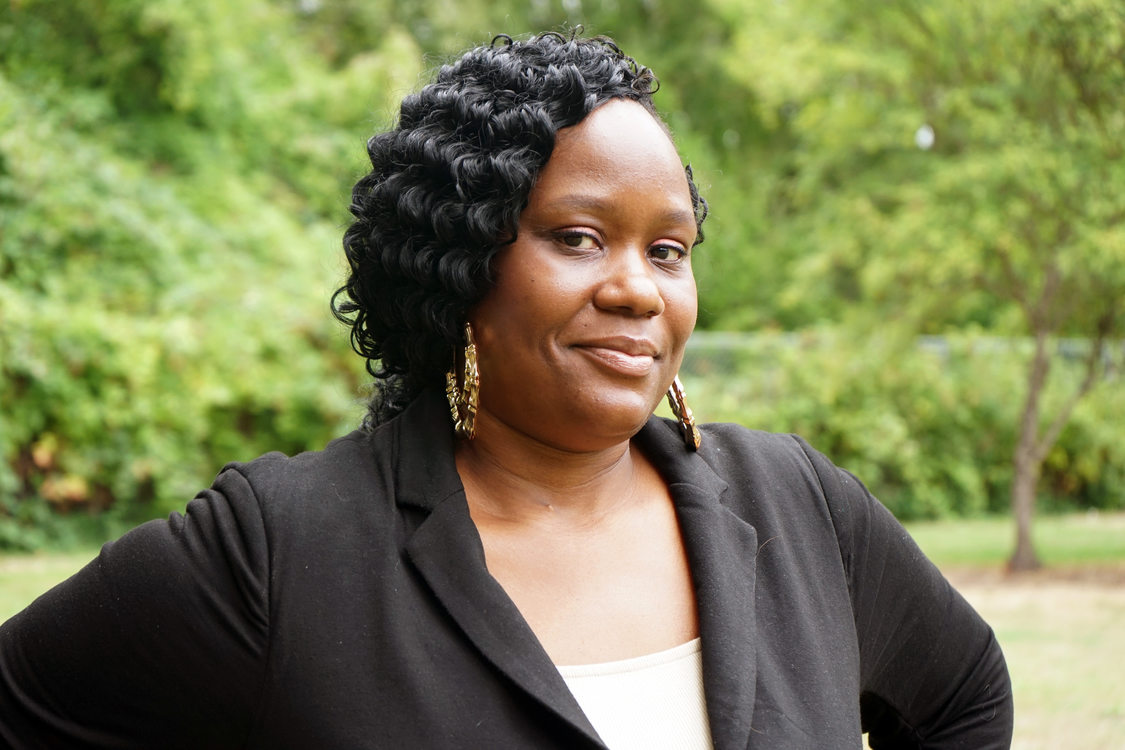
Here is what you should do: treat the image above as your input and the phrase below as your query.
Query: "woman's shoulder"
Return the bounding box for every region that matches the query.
[207,427,400,531]
[646,417,870,543]
[691,420,830,484]
[641,415,828,485]
[697,420,805,452]
[697,420,871,497]
[222,429,376,488]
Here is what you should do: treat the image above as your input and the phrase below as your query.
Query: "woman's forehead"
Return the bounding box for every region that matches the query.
[530,100,693,216]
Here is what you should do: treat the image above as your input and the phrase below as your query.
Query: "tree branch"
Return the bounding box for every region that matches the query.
[1033,311,1112,464]
[991,242,1032,314]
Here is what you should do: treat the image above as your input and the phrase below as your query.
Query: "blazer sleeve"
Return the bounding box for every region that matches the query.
[0,466,271,749]
[795,438,1014,749]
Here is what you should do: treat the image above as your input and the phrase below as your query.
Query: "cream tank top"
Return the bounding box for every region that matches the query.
[556,638,713,750]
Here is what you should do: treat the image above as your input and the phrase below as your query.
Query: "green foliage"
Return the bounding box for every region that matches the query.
[0,0,417,546]
[711,0,1125,336]
[682,332,1125,520]
[1,0,1122,547]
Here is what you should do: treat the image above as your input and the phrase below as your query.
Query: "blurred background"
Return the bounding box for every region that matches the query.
[1,1,1123,746]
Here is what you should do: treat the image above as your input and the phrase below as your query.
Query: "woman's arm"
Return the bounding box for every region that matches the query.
[798,438,1014,749]
[0,467,270,749]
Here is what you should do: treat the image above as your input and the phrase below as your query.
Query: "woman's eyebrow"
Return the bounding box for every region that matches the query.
[546,194,697,227]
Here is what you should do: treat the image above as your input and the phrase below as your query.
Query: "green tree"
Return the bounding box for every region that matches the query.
[0,0,424,544]
[719,0,1125,568]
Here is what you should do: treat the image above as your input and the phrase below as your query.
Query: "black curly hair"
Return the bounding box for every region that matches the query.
[332,31,708,427]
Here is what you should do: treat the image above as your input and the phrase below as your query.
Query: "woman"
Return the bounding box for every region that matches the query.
[0,32,1012,748]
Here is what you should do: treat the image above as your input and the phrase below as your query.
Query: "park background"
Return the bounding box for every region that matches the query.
[1,0,1123,747]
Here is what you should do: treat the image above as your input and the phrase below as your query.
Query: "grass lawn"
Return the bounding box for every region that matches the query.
[953,575,1125,749]
[0,550,100,622]
[3,513,1124,748]
[905,510,1125,568]
[905,512,1125,750]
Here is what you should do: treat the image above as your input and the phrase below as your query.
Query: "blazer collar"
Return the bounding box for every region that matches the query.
[392,392,760,750]
[635,419,760,750]
[392,392,604,745]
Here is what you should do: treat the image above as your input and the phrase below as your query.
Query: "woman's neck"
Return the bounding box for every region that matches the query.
[453,416,648,526]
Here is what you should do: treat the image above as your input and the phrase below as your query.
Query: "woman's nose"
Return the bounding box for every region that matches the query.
[592,248,665,317]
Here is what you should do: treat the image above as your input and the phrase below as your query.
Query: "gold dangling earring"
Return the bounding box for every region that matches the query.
[666,375,701,451]
[445,322,480,439]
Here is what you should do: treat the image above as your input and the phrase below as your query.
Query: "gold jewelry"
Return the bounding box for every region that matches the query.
[445,322,480,439]
[666,375,701,451]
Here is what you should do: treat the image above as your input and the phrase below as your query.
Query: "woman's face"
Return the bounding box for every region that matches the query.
[469,98,699,452]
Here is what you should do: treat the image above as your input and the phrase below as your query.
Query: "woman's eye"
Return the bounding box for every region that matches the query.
[558,232,598,250]
[650,244,687,262]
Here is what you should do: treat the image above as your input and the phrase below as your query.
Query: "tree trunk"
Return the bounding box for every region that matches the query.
[1009,333,1049,571]
[1007,319,1110,571]
[1009,454,1042,571]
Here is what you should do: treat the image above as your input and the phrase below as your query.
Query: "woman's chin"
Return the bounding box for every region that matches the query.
[472,389,659,453]
[545,395,664,452]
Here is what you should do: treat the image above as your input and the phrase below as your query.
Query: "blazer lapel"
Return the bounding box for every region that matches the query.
[636,420,761,750]
[393,393,604,747]
[391,396,761,750]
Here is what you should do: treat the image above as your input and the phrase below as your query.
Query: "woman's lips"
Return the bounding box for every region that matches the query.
[573,341,658,377]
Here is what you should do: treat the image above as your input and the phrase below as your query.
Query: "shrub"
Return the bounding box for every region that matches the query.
[681,330,1125,520]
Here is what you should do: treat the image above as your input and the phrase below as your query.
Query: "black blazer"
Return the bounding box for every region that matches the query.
[0,391,1012,749]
